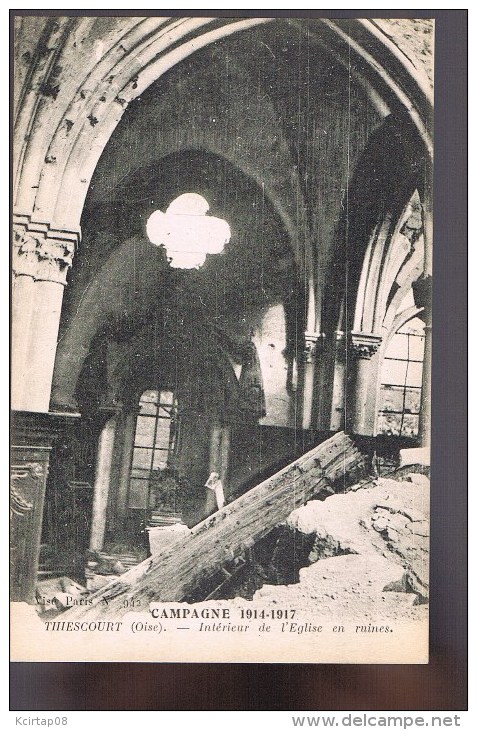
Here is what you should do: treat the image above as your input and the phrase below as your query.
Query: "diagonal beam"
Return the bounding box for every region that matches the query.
[64,431,366,619]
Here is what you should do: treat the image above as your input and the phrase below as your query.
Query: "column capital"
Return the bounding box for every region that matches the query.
[334,330,347,360]
[97,402,124,426]
[304,331,325,362]
[350,332,382,360]
[12,214,80,285]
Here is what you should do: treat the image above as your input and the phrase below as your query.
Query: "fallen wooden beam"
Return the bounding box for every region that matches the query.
[64,431,365,619]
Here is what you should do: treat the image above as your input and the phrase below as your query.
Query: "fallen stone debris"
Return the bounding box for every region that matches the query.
[35,460,429,626]
[195,468,429,623]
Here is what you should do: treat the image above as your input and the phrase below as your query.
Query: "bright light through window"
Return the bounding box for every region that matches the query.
[146,193,231,269]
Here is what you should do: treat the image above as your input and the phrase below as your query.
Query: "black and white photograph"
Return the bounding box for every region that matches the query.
[11,13,435,665]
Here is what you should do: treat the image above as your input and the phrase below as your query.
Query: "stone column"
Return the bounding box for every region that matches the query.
[89,411,119,552]
[12,216,78,413]
[10,411,80,602]
[313,333,339,433]
[115,411,137,531]
[348,332,382,436]
[413,275,432,447]
[219,426,231,489]
[416,183,432,447]
[420,322,432,446]
[209,423,231,506]
[208,425,222,513]
[330,332,347,432]
[302,332,324,431]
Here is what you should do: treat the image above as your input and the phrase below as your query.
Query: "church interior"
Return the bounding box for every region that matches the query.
[11,16,433,603]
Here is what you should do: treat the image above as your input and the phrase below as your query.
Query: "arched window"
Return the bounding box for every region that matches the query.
[377,317,425,438]
[128,389,181,521]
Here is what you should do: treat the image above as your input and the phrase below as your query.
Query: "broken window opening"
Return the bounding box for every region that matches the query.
[128,389,183,525]
[378,317,425,439]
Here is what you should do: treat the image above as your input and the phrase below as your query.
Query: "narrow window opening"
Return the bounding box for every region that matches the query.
[128,389,182,524]
[377,317,425,438]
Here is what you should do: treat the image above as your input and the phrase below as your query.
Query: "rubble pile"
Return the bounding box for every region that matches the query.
[286,471,429,604]
[34,463,429,624]
[208,469,429,619]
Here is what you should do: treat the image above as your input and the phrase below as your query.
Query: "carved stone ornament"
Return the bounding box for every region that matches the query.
[350,332,382,359]
[11,462,45,481]
[10,463,44,517]
[10,484,33,517]
[13,225,76,285]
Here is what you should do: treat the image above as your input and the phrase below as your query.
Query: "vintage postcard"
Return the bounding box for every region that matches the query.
[11,13,433,663]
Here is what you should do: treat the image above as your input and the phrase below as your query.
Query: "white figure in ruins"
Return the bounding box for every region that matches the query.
[205,471,225,511]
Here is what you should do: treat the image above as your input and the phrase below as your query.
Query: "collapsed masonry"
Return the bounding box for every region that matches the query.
[46,432,429,622]
[193,469,429,611]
